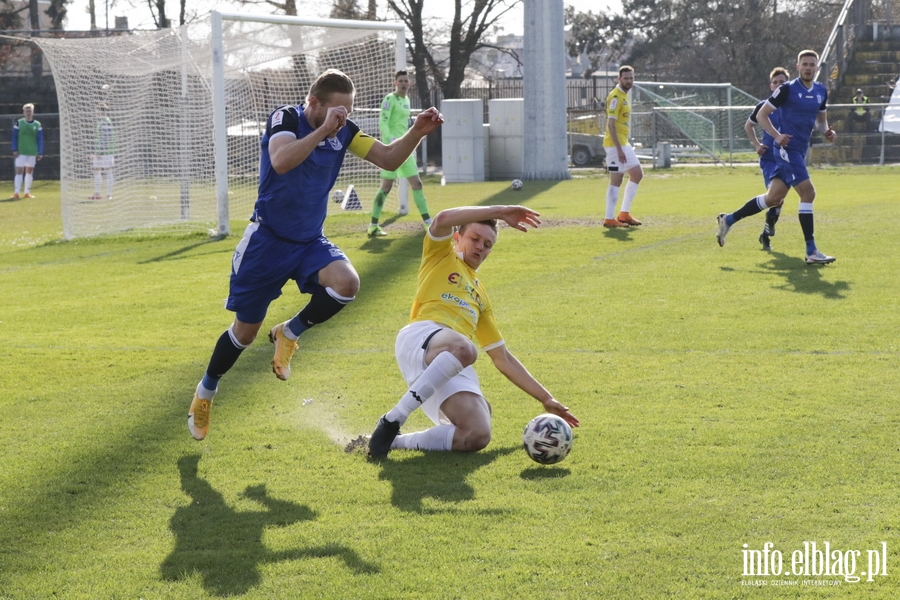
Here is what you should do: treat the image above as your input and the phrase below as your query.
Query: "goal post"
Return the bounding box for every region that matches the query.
[29,13,408,239]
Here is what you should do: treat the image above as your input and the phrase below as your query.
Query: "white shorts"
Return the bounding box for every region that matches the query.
[93,155,115,169]
[395,320,483,426]
[605,144,641,172]
[14,155,36,168]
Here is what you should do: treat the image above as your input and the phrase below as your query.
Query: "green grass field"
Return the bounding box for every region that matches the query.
[1,167,899,599]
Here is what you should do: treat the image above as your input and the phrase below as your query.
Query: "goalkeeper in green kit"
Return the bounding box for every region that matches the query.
[367,71,432,236]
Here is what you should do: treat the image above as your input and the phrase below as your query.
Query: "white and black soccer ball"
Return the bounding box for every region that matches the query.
[510,178,523,191]
[332,189,345,204]
[522,413,573,465]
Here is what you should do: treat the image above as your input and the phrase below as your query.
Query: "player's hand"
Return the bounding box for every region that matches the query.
[499,205,541,231]
[542,398,580,428]
[323,105,348,135]
[756,144,767,156]
[37,154,42,161]
[12,151,17,158]
[824,127,836,142]
[774,132,792,147]
[617,149,626,163]
[412,107,444,135]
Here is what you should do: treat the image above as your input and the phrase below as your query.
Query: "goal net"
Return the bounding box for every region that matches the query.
[33,13,405,239]
[632,82,758,160]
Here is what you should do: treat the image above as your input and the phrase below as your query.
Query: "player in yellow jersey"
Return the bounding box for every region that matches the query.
[602,66,644,228]
[368,205,580,457]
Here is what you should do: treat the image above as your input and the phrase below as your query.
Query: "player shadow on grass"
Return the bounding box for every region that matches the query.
[757,251,851,300]
[601,226,634,242]
[161,454,378,597]
[377,445,518,513]
[139,236,232,264]
[520,466,571,480]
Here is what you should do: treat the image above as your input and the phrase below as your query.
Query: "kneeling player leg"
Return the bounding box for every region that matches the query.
[439,392,492,452]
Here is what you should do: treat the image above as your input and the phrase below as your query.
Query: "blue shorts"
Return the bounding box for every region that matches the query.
[761,147,810,188]
[226,222,348,323]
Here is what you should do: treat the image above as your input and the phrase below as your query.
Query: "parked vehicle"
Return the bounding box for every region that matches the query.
[568,132,605,166]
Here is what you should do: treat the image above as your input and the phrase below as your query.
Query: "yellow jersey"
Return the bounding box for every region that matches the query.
[410,232,504,351]
[603,85,631,148]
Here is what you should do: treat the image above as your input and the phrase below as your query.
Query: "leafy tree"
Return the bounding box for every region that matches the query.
[567,0,837,94]
[563,6,624,79]
[0,0,23,30]
[46,0,67,30]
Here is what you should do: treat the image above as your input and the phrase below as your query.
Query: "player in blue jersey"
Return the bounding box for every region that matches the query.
[744,67,789,251]
[716,50,836,265]
[188,69,444,441]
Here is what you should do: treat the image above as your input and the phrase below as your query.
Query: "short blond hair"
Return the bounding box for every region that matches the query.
[23,103,34,111]
[797,49,819,63]
[308,69,355,104]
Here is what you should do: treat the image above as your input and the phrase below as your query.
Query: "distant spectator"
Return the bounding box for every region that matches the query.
[90,103,116,200]
[848,88,871,133]
[11,103,43,199]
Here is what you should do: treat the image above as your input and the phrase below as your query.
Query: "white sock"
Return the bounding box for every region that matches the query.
[605,185,619,219]
[24,173,33,193]
[196,382,217,401]
[106,171,114,196]
[392,424,456,451]
[621,181,639,213]
[385,351,464,424]
[94,172,103,195]
[14,174,22,194]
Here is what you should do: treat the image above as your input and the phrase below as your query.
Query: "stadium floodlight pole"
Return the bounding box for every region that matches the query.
[210,11,408,235]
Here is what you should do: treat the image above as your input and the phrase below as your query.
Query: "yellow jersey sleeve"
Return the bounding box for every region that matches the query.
[410,233,504,349]
[603,87,631,148]
[348,130,376,159]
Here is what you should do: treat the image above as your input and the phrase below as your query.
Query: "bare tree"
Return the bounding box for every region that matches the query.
[387,0,521,107]
[236,0,297,17]
[330,0,365,19]
[147,0,170,28]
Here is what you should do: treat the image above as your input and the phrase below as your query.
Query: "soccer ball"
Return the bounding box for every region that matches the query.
[332,189,345,204]
[510,179,523,191]
[522,413,573,465]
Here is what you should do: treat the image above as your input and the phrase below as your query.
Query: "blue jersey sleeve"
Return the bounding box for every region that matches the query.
[11,120,18,152]
[748,101,765,124]
[267,105,300,138]
[37,125,43,155]
[766,82,791,110]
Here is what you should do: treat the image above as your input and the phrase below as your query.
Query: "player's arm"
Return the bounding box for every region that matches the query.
[269,106,347,174]
[745,104,766,155]
[486,345,579,427]
[757,103,791,147]
[606,114,626,163]
[816,110,836,142]
[429,204,541,238]
[758,83,791,146]
[363,107,443,172]
[744,120,764,155]
[11,122,18,156]
[37,126,43,158]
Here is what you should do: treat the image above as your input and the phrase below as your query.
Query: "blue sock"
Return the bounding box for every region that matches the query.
[287,316,310,338]
[201,373,219,391]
